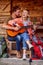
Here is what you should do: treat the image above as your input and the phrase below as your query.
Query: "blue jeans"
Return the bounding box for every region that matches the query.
[7,32,30,51]
[20,32,30,50]
[7,35,21,51]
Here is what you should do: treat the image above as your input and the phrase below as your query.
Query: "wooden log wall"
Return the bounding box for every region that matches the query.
[0,0,10,35]
[12,0,43,17]
[0,0,43,36]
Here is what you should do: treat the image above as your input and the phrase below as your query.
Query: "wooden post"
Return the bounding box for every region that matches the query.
[10,0,13,15]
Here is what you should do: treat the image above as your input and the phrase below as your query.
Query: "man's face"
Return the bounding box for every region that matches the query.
[15,9,21,17]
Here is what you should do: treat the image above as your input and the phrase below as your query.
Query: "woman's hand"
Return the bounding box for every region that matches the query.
[33,25,37,30]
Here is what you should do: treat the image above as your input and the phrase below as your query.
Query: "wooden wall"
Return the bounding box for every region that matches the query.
[0,0,43,36]
[0,0,10,35]
[12,0,43,17]
[0,0,43,23]
[0,0,10,23]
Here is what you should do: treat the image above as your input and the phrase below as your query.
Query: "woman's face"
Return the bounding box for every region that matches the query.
[22,10,28,18]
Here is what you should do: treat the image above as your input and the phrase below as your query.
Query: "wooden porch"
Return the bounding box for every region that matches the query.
[0,0,43,58]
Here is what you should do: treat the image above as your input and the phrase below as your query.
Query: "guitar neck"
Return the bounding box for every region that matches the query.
[21,25,33,29]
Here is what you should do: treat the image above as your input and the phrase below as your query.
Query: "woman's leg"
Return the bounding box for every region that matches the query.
[21,32,33,59]
[22,39,27,59]
[21,32,33,50]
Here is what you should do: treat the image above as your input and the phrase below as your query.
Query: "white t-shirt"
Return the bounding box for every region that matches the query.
[22,18,31,26]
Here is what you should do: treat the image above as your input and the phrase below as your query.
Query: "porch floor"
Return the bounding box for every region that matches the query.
[0,58,43,65]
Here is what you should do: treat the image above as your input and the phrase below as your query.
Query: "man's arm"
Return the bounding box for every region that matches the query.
[2,23,20,31]
[2,23,14,30]
[2,20,19,31]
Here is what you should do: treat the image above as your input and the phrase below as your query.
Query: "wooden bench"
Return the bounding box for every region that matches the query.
[0,30,31,58]
[5,36,31,58]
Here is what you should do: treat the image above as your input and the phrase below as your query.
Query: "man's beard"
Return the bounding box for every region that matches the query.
[16,15,21,18]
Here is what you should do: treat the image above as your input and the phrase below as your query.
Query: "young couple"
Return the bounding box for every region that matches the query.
[3,6,33,59]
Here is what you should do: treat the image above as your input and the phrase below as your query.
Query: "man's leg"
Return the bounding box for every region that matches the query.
[15,35,21,58]
[7,35,21,58]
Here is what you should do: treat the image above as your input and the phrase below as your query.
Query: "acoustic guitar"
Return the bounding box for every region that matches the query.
[7,23,25,37]
[7,23,33,37]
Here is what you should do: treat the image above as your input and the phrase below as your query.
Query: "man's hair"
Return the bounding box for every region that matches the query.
[12,6,20,13]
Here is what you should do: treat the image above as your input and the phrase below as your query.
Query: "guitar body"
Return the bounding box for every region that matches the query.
[7,30,19,37]
[7,23,25,37]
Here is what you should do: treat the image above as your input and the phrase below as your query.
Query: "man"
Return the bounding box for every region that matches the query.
[2,6,21,58]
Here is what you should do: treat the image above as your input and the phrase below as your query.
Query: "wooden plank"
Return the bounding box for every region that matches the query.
[37,33,43,37]
[9,50,17,54]
[37,26,43,29]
